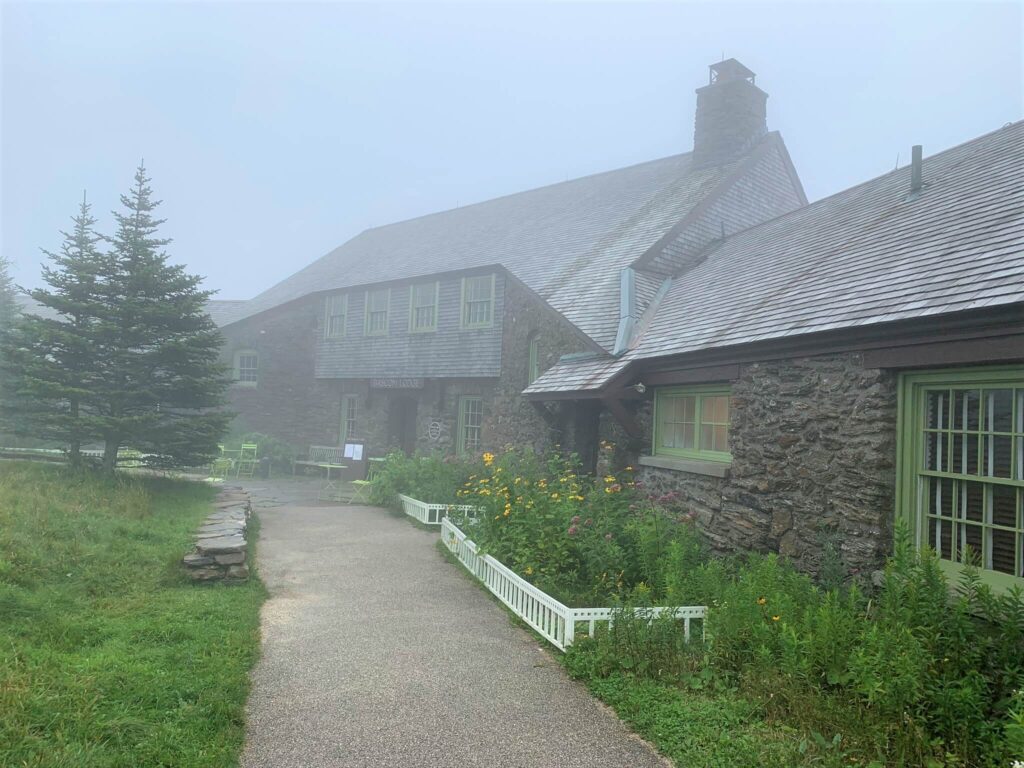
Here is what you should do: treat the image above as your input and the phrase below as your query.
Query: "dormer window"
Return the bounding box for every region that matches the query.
[461,274,494,329]
[325,294,347,339]
[364,288,390,336]
[409,281,439,332]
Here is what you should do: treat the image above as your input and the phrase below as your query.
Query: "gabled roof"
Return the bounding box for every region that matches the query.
[527,121,1024,395]
[222,146,758,349]
[205,299,249,327]
[632,120,1024,358]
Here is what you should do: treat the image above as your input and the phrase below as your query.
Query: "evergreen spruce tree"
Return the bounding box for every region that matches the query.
[0,255,17,333]
[0,196,109,466]
[98,162,229,471]
[0,255,19,421]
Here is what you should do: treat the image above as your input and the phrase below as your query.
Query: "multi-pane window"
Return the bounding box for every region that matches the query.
[409,282,439,332]
[364,288,390,336]
[901,369,1024,588]
[527,333,541,385]
[653,387,731,461]
[461,275,494,328]
[325,294,347,338]
[340,394,357,444]
[458,396,483,455]
[234,351,258,386]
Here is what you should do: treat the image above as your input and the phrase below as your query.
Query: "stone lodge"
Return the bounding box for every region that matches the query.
[210,59,1024,588]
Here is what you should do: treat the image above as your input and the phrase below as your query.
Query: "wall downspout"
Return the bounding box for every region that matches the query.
[612,267,636,357]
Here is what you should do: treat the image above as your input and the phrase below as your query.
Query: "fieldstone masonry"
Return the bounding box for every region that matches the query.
[182,486,253,582]
[600,352,898,577]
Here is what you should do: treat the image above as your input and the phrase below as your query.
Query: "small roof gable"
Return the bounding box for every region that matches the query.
[205,299,248,327]
[628,121,1024,362]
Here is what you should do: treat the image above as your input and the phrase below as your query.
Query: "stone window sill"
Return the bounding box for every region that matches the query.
[638,455,730,478]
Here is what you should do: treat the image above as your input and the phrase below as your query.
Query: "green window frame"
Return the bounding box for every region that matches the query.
[527,333,541,385]
[340,394,357,444]
[896,366,1024,591]
[457,396,483,456]
[325,293,347,339]
[652,385,731,462]
[233,350,258,386]
[460,274,495,329]
[364,288,390,336]
[408,281,439,333]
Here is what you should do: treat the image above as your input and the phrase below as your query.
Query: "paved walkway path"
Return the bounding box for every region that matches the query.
[240,491,667,768]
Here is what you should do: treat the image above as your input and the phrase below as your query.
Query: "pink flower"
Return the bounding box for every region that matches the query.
[567,525,579,536]
[584,518,593,526]
[571,515,581,524]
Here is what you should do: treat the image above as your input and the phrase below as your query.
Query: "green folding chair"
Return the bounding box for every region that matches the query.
[209,446,234,481]
[349,457,384,505]
[236,443,258,478]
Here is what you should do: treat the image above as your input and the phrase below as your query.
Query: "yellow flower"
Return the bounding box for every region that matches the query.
[494,515,500,520]
[503,510,510,517]
[625,466,634,471]
[551,492,560,500]
[604,475,616,483]
[772,615,781,622]
[482,452,495,466]
[525,566,533,575]
[756,596,767,606]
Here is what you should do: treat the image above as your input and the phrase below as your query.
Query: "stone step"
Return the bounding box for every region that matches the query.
[195,535,247,555]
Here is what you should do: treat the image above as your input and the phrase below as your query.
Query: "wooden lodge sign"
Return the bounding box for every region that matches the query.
[370,377,424,390]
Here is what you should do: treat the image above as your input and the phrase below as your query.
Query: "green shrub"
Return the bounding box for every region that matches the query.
[236,432,296,474]
[368,451,473,509]
[457,448,704,606]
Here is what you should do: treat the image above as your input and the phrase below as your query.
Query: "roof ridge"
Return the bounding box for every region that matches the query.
[361,151,693,235]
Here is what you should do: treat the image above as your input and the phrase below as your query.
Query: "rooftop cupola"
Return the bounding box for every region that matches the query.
[692,58,769,169]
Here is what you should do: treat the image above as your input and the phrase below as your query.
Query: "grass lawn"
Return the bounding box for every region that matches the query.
[0,463,266,768]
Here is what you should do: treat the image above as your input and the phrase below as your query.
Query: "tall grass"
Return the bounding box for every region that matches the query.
[0,463,265,767]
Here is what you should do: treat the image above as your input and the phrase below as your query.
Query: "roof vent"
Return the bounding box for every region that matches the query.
[907,144,923,200]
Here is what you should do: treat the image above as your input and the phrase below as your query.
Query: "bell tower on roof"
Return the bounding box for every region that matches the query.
[692,58,769,169]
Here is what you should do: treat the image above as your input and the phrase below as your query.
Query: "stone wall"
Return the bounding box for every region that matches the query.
[182,487,252,582]
[598,352,898,576]
[220,299,340,448]
[486,278,594,453]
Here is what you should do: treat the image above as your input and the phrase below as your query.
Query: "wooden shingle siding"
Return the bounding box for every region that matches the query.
[314,273,505,379]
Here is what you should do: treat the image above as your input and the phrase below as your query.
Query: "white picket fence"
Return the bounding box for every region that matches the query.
[440,517,707,652]
[399,494,479,526]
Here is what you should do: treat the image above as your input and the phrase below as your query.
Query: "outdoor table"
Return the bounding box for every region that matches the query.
[317,463,347,501]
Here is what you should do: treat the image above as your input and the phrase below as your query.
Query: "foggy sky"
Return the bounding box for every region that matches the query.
[2,2,1021,301]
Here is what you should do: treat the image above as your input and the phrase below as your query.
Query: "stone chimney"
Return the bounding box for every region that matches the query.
[692,59,768,169]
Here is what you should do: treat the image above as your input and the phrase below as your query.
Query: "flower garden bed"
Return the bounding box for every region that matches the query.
[441,517,705,651]
[398,493,478,526]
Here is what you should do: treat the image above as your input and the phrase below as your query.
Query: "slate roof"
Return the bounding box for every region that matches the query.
[527,121,1024,394]
[223,150,747,349]
[205,299,249,327]
[525,356,633,394]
